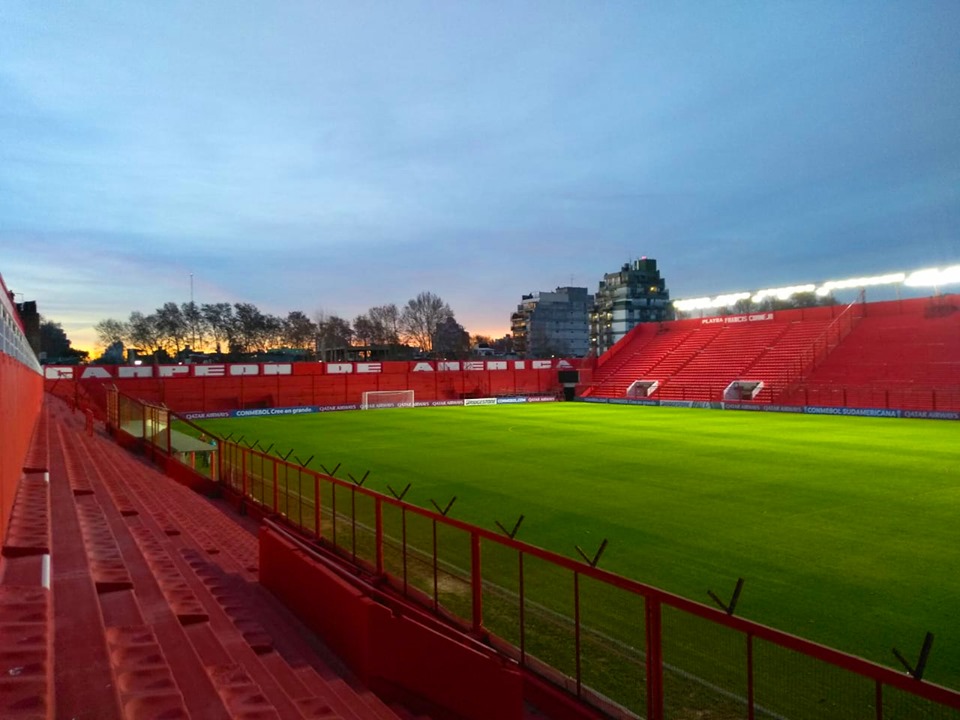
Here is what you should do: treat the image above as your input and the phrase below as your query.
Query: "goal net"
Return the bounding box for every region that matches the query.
[361,390,415,410]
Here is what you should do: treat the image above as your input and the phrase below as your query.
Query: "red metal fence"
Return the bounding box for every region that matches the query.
[110,392,960,720]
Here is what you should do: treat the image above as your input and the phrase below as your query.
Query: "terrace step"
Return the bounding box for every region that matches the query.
[127,523,210,626]
[74,495,134,594]
[57,426,95,496]
[21,403,49,474]
[2,475,50,559]
[0,586,52,720]
[105,625,190,720]
[206,662,282,720]
[48,431,123,720]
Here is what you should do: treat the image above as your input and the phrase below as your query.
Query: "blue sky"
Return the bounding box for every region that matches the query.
[1,2,958,351]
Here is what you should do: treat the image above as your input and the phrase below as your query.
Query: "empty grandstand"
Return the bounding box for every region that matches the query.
[581,294,959,413]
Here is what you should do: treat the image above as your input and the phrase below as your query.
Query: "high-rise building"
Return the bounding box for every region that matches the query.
[510,286,594,358]
[590,258,671,354]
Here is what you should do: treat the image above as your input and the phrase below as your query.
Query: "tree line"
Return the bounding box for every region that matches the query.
[93,291,473,361]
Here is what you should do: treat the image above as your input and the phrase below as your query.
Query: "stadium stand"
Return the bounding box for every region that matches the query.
[3,396,417,720]
[582,295,959,411]
[784,296,960,410]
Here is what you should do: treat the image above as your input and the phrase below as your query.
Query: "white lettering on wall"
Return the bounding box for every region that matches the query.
[80,367,113,379]
[118,366,156,378]
[158,366,190,378]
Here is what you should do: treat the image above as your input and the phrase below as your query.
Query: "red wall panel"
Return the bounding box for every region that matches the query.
[259,526,523,720]
[44,361,565,414]
[0,354,43,543]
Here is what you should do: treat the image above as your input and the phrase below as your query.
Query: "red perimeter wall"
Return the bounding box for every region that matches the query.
[0,350,44,544]
[44,359,572,415]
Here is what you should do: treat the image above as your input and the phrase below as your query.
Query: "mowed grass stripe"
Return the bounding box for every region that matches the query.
[197,403,960,686]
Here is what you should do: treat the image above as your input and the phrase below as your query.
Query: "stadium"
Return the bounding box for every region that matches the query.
[3,266,959,720]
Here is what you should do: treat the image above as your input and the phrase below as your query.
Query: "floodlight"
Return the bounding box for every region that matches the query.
[815,272,906,296]
[673,297,712,312]
[672,263,958,312]
[710,292,751,308]
[751,284,816,303]
[904,265,960,287]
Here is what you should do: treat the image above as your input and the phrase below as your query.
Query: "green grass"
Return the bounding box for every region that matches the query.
[196,403,960,693]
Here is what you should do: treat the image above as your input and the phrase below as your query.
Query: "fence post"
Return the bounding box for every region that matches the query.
[242,448,248,499]
[375,497,384,576]
[574,571,582,697]
[518,551,526,665]
[471,531,482,634]
[314,474,321,541]
[645,597,664,720]
[272,461,279,513]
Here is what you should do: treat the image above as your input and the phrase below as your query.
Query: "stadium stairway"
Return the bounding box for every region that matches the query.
[1,395,413,720]
[652,322,789,401]
[585,325,723,398]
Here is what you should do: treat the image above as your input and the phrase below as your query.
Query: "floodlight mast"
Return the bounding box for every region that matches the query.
[190,273,196,348]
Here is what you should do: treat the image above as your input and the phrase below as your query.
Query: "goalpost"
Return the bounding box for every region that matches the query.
[361,389,415,410]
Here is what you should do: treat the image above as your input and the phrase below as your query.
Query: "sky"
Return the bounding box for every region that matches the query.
[1,2,958,354]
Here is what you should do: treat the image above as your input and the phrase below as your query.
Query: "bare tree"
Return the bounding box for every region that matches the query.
[353,314,375,345]
[284,311,316,350]
[314,309,355,359]
[128,311,162,355]
[181,301,206,350]
[317,315,354,354]
[262,314,284,350]
[400,292,452,353]
[201,303,235,356]
[155,302,188,354]
[233,303,273,353]
[94,318,129,351]
[368,303,401,344]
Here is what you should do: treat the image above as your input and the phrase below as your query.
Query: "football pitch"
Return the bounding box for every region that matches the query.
[196,403,960,687]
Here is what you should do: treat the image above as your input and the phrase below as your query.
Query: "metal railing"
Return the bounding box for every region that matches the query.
[775,292,866,403]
